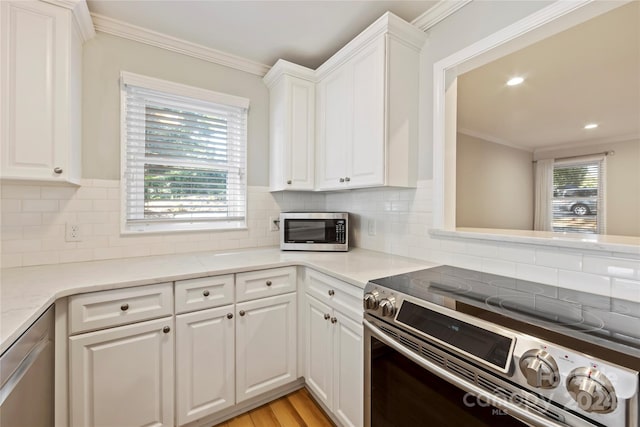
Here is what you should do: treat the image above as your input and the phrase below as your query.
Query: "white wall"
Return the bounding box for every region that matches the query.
[456,133,533,229]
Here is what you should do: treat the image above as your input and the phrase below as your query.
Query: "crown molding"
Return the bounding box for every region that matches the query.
[533,133,640,155]
[458,128,533,152]
[316,11,427,80]
[263,59,316,88]
[90,13,271,77]
[41,0,95,42]
[411,0,472,31]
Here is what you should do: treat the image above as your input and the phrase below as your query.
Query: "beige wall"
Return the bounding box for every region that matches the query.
[82,33,270,186]
[535,138,640,237]
[456,133,534,229]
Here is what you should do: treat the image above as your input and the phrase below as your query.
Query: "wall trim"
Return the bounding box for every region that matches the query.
[411,0,472,31]
[90,13,271,77]
[533,133,640,156]
[457,128,533,152]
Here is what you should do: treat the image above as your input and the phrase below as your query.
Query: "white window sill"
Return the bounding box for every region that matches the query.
[122,220,247,235]
[429,227,640,255]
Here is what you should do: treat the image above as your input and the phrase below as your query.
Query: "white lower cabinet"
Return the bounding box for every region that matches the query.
[306,294,363,427]
[236,292,297,403]
[175,305,235,426]
[69,317,174,427]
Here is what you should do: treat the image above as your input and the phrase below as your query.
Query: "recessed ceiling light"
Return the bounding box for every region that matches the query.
[584,123,598,130]
[507,77,524,86]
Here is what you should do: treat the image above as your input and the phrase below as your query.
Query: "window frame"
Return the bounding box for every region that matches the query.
[119,71,250,235]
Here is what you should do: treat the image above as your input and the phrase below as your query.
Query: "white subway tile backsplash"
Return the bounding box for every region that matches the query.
[583,255,640,280]
[535,249,582,271]
[1,185,40,199]
[611,277,640,302]
[1,200,21,213]
[516,263,558,286]
[481,258,516,277]
[558,270,611,296]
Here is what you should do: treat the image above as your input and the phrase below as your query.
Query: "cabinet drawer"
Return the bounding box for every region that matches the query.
[236,267,297,302]
[68,283,173,334]
[175,274,234,314]
[307,269,363,322]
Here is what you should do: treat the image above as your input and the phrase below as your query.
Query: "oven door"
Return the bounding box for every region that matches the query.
[364,319,566,427]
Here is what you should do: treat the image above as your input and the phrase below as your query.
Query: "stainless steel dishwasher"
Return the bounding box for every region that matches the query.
[0,306,54,427]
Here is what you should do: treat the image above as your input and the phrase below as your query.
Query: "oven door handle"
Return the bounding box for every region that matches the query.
[364,319,567,427]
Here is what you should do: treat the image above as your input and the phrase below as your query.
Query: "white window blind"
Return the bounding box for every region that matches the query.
[552,155,606,234]
[121,72,249,233]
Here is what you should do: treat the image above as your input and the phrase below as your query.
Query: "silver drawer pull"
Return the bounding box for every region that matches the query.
[324,313,330,320]
[227,313,233,319]
[239,310,246,316]
[344,177,351,182]
[330,317,337,324]
[339,178,345,183]
[120,303,129,311]
[328,290,335,296]
[203,290,210,297]
[287,180,292,184]
[162,326,170,334]
[266,280,272,287]
[53,167,63,174]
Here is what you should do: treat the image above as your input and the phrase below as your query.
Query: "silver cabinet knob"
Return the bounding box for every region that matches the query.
[339,178,345,183]
[328,290,335,296]
[53,167,63,174]
[162,326,170,334]
[566,368,617,413]
[202,290,210,297]
[227,313,233,319]
[266,280,272,287]
[519,350,559,389]
[324,313,330,320]
[344,177,350,182]
[120,303,129,311]
[239,310,246,316]
[287,180,292,184]
[330,317,337,324]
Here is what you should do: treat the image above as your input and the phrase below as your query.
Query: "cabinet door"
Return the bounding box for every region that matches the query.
[333,313,364,427]
[0,1,79,183]
[316,66,351,190]
[349,37,386,188]
[69,317,174,427]
[175,306,235,426]
[236,292,297,403]
[305,295,333,408]
[287,77,315,190]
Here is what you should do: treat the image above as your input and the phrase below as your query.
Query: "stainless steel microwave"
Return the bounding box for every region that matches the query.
[279,212,348,251]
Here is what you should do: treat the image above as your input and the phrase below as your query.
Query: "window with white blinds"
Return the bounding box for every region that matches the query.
[120,72,249,233]
[551,155,606,234]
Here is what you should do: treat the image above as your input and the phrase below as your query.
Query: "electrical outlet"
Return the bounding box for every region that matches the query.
[65,222,82,242]
[368,219,376,236]
[269,216,280,232]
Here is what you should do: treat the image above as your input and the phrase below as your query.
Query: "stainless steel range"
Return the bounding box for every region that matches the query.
[363,265,639,427]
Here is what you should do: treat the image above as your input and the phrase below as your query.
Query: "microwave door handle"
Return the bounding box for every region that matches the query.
[364,319,568,427]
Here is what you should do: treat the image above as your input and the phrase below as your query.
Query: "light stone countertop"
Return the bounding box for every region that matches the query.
[0,247,435,354]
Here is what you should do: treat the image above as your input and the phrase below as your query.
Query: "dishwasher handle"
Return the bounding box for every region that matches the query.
[0,337,50,406]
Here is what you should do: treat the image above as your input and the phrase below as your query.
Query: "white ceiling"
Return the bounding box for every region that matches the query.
[86,0,438,69]
[457,1,640,152]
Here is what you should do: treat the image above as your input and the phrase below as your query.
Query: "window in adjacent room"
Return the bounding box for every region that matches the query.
[120,72,249,234]
[551,155,606,234]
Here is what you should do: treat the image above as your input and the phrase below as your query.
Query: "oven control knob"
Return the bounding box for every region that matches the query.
[379,298,396,317]
[363,291,379,310]
[518,350,559,389]
[566,367,617,413]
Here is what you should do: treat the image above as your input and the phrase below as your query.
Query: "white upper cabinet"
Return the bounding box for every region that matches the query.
[0,0,93,184]
[264,60,316,191]
[316,13,427,191]
[265,12,425,192]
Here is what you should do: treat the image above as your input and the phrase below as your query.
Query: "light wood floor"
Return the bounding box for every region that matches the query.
[213,388,335,427]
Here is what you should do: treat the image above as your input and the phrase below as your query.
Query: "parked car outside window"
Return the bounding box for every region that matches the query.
[552,187,597,216]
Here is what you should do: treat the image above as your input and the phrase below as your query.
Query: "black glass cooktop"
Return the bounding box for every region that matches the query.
[369,265,640,365]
